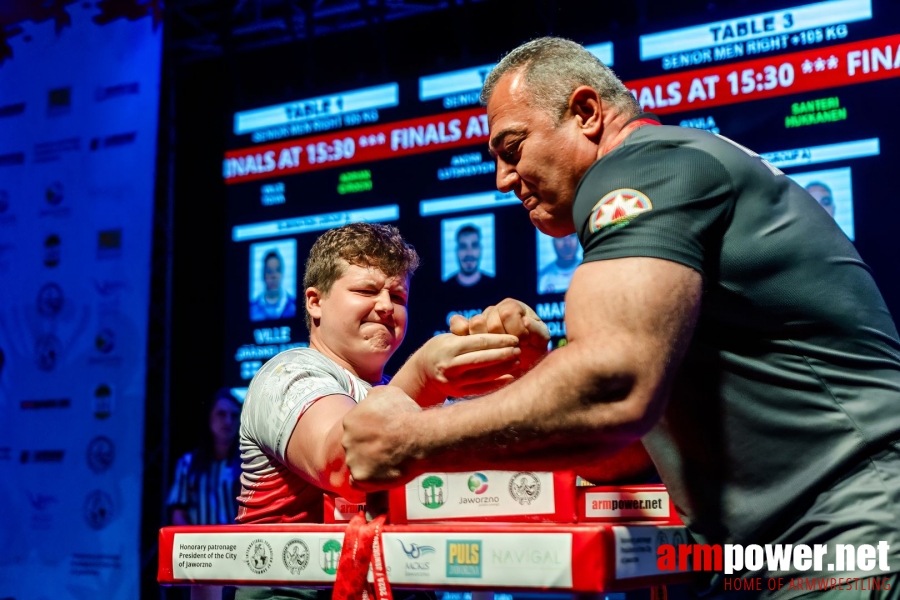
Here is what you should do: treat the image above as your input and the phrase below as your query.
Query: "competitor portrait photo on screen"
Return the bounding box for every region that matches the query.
[440,213,497,290]
[249,239,298,322]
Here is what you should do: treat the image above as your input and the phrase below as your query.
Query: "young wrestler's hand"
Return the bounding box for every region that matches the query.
[450,298,550,375]
[343,385,421,490]
[392,332,522,405]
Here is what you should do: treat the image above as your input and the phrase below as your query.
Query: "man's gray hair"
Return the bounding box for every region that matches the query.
[480,37,640,122]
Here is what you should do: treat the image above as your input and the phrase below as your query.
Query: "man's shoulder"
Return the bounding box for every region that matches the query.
[246,348,347,398]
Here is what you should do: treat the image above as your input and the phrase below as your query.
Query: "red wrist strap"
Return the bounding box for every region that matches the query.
[333,512,393,600]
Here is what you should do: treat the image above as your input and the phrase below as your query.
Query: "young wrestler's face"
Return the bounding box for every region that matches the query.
[307,262,409,381]
[488,71,600,238]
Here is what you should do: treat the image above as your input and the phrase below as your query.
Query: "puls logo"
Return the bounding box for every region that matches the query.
[320,538,342,575]
[447,540,482,578]
[508,472,541,505]
[417,473,448,509]
[245,539,273,574]
[283,539,310,575]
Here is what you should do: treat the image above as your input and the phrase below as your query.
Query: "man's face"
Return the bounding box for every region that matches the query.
[312,262,409,375]
[456,231,482,275]
[264,256,283,292]
[552,233,579,261]
[806,184,835,217]
[488,71,600,237]
[209,397,240,446]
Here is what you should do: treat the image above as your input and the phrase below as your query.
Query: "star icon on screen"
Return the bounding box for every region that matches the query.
[802,60,814,74]
[827,55,839,69]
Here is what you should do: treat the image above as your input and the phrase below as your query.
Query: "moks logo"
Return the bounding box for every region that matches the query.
[447,540,481,578]
[399,540,435,576]
[399,541,436,559]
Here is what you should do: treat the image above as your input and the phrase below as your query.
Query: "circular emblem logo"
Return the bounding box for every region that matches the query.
[245,539,273,575]
[508,472,541,505]
[87,436,115,473]
[588,188,653,233]
[467,472,489,494]
[45,182,64,206]
[34,333,61,372]
[283,539,310,575]
[37,283,64,317]
[95,328,115,354]
[83,490,114,530]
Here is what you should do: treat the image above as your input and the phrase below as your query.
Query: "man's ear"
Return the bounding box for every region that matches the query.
[305,287,324,321]
[569,86,603,137]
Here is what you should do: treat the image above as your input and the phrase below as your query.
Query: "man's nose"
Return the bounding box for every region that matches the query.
[495,160,518,193]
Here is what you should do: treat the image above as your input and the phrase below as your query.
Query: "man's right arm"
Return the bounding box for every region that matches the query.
[284,394,364,502]
[342,256,702,487]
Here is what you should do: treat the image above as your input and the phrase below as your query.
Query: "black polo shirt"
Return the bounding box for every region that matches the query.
[573,116,900,546]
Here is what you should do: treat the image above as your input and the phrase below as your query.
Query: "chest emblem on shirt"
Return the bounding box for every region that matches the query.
[588,189,653,233]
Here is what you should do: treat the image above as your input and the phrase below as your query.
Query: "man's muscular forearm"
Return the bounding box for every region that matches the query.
[398,339,657,476]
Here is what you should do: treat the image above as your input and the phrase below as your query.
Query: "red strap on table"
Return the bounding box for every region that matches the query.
[333,512,393,600]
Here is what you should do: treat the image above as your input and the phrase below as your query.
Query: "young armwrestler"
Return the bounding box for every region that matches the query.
[236,223,541,524]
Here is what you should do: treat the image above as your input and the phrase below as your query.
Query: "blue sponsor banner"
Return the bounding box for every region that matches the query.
[0,3,161,598]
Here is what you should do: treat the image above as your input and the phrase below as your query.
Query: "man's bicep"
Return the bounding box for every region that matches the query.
[566,257,702,425]
[285,394,357,483]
